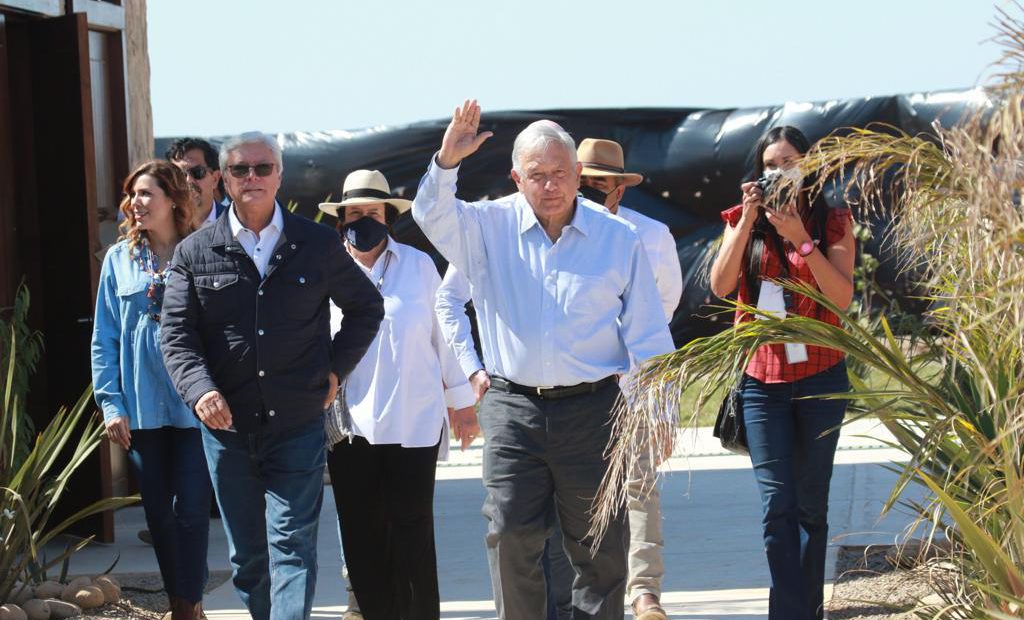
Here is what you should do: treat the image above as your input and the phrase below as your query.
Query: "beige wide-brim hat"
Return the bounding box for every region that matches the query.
[577,138,644,187]
[318,169,413,217]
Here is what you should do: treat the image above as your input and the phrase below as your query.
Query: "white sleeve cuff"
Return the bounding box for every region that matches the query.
[444,382,477,409]
[430,153,462,179]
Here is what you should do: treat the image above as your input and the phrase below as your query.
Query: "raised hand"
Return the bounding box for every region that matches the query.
[437,99,494,169]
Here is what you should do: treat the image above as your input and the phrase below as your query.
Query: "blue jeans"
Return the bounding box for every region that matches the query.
[127,427,211,603]
[740,360,849,620]
[201,417,327,620]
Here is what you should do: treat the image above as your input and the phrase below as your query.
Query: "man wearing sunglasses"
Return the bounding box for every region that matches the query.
[161,131,385,620]
[165,137,228,228]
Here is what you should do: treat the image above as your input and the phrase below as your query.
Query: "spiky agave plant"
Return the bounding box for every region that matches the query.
[592,6,1024,617]
[0,290,138,602]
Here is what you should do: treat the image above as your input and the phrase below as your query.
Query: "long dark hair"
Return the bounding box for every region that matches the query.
[742,126,829,302]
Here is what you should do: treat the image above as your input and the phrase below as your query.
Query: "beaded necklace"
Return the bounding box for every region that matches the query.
[131,237,171,322]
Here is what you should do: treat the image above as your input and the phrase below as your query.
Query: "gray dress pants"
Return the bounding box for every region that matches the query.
[480,381,627,619]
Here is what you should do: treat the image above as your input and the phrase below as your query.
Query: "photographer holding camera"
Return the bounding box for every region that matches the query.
[708,126,855,620]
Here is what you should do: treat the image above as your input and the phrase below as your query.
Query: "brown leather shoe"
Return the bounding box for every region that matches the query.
[632,594,668,620]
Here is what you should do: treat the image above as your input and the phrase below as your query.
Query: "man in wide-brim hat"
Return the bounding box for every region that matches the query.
[576,138,682,620]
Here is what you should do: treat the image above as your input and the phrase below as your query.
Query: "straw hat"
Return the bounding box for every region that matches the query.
[576,138,643,187]
[318,169,412,217]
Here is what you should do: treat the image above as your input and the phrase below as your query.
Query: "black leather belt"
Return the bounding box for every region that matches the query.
[489,375,617,400]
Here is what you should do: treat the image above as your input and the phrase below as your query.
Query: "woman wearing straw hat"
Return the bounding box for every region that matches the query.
[320,170,480,620]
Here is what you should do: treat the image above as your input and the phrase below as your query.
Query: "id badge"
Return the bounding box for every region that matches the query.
[756,281,809,365]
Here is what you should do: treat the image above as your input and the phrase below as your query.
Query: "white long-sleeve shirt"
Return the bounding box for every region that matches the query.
[330,237,474,458]
[413,159,674,387]
[616,206,683,322]
[435,265,483,379]
[435,205,683,381]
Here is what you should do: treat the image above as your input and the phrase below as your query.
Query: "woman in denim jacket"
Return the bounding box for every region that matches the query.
[91,160,210,620]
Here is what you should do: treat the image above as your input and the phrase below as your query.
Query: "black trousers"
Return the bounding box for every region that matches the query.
[327,435,441,620]
[480,382,628,619]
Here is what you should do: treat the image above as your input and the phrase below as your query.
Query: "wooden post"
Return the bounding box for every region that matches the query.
[124,0,152,168]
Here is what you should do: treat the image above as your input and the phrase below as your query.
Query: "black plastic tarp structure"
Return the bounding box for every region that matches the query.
[156,88,981,343]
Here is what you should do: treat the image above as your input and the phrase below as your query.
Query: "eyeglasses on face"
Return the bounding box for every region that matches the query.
[184,165,211,180]
[227,163,276,179]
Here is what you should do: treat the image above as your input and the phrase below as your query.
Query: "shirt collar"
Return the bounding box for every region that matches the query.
[517,195,590,237]
[350,236,401,275]
[204,200,219,224]
[228,201,283,239]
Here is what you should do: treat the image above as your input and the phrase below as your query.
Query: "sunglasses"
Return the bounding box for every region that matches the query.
[184,165,211,180]
[227,163,276,179]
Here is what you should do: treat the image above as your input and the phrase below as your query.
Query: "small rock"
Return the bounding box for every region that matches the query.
[10,584,33,606]
[60,580,88,596]
[42,600,79,619]
[92,576,118,589]
[89,578,119,604]
[28,584,61,601]
[68,589,101,611]
[0,604,27,620]
[21,600,49,620]
[920,593,945,606]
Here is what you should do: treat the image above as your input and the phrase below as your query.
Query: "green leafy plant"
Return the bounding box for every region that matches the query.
[0,283,44,470]
[0,286,137,602]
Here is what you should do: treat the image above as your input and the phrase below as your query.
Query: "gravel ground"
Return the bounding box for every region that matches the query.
[826,545,951,620]
[79,571,231,620]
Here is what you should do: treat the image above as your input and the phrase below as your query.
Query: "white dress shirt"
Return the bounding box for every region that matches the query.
[228,202,283,278]
[330,238,475,458]
[616,206,683,323]
[413,160,674,387]
[202,200,219,227]
[435,265,483,379]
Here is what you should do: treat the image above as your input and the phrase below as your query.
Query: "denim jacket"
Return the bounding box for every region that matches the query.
[91,240,197,430]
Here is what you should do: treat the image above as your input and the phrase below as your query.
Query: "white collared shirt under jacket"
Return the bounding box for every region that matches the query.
[228,202,284,278]
[413,160,674,387]
[330,237,475,457]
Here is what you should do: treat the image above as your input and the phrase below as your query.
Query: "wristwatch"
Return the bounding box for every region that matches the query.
[797,240,815,257]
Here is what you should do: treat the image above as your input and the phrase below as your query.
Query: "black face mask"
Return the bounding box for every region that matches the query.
[578,184,609,208]
[342,216,389,252]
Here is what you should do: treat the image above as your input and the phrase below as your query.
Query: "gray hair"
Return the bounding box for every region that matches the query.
[511,120,576,176]
[219,131,284,173]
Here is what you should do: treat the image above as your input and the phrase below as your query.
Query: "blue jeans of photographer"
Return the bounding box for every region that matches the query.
[741,360,848,620]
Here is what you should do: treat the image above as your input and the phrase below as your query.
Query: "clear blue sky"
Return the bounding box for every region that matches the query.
[148,0,1005,137]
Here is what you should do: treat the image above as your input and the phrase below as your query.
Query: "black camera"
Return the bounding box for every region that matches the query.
[755,170,783,203]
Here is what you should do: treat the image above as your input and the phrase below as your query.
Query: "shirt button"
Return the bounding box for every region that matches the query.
[299,276,306,284]
[268,410,276,417]
[258,290,264,296]
[254,412,259,418]
[275,254,282,260]
[212,281,219,288]
[258,329,265,336]
[258,370,265,377]
[291,244,297,250]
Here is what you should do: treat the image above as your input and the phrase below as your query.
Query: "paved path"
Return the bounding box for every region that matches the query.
[59,419,923,619]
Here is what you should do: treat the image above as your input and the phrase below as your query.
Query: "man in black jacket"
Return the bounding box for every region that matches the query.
[161,131,384,620]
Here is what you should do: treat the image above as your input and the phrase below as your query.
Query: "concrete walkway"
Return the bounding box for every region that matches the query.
[59,419,923,619]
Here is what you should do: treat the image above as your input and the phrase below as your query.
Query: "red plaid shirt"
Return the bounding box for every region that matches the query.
[720,204,852,383]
